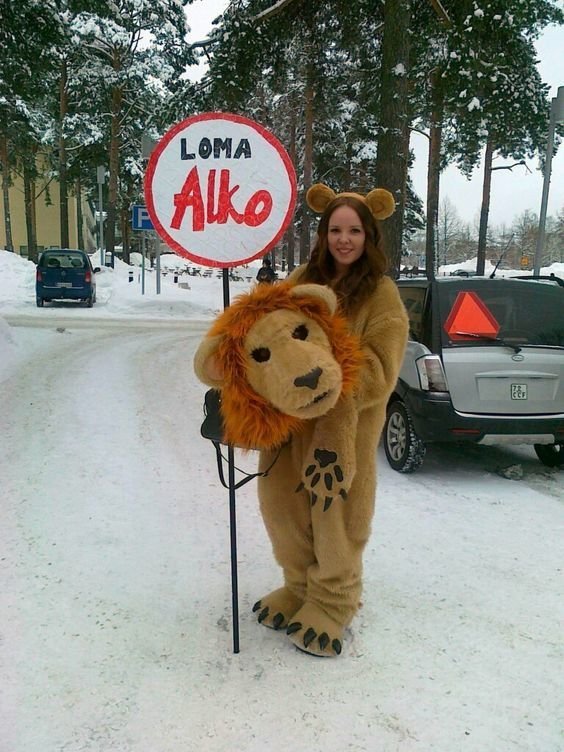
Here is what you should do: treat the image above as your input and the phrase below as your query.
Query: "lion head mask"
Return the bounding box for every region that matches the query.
[194,282,363,450]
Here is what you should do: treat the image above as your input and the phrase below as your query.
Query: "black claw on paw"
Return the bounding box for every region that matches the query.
[323,496,333,511]
[314,448,337,468]
[332,639,342,655]
[311,472,320,487]
[334,465,344,482]
[252,600,262,613]
[324,473,333,490]
[318,632,329,650]
[311,493,318,506]
[303,628,317,648]
[339,489,348,500]
[295,482,304,493]
[305,465,316,477]
[272,612,285,630]
[286,621,302,635]
[258,606,269,623]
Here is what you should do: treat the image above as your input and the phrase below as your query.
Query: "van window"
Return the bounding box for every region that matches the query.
[41,253,86,270]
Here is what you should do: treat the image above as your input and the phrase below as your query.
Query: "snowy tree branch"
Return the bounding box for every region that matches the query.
[188,37,219,50]
[188,0,300,49]
[253,0,299,23]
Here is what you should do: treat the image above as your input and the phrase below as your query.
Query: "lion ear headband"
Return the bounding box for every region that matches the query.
[306,183,396,221]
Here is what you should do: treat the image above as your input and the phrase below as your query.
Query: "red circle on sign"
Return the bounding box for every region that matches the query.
[144,112,297,268]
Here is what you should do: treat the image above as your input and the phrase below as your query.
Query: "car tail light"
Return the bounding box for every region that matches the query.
[415,355,449,392]
[85,271,91,283]
[36,269,42,281]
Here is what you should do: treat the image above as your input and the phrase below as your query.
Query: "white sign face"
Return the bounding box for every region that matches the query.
[144,113,297,267]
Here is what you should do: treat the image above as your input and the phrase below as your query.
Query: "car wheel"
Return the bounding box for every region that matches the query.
[534,443,563,468]
[36,297,44,307]
[86,295,94,308]
[384,400,426,473]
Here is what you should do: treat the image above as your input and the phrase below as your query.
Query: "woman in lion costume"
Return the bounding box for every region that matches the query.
[194,184,408,657]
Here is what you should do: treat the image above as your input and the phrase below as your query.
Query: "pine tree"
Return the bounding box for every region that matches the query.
[0,0,61,252]
[198,1,391,264]
[64,0,195,258]
[440,0,564,274]
[409,0,563,277]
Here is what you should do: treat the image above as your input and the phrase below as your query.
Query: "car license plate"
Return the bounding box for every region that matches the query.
[511,383,528,400]
[56,282,72,288]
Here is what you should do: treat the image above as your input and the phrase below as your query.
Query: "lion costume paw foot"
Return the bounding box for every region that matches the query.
[298,448,350,511]
[252,587,303,631]
[286,602,344,657]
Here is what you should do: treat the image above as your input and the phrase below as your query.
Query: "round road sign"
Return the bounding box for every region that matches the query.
[144,112,297,268]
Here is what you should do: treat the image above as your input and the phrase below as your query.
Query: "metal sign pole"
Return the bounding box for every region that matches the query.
[222,268,240,654]
[143,113,298,656]
[141,232,146,295]
[156,233,161,294]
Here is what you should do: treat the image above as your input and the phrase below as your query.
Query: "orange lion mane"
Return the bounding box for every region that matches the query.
[207,282,363,450]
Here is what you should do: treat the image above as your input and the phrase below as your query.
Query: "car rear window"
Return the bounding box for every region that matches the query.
[41,253,87,270]
[439,279,564,348]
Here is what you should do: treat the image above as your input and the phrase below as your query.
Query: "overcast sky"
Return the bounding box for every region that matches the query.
[184,1,564,228]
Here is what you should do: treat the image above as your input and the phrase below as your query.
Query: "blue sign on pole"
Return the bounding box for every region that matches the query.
[132,204,154,230]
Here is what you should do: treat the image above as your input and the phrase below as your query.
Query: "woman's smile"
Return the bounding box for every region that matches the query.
[327,205,366,274]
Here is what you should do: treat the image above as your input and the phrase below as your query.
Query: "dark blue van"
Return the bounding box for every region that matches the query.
[36,249,100,307]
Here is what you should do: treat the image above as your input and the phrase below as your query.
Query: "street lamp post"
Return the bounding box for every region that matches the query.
[534,86,564,276]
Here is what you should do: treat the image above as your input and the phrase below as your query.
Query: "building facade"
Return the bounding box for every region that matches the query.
[0,175,97,256]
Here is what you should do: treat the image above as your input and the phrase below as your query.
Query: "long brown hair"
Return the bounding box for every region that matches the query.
[300,196,388,315]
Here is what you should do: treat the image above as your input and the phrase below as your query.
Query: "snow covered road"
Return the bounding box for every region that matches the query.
[1,322,562,752]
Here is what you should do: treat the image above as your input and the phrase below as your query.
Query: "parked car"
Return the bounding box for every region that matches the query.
[384,276,564,472]
[449,268,477,277]
[36,249,100,307]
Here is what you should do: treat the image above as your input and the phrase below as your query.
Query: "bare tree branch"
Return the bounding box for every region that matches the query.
[410,126,431,141]
[491,160,530,172]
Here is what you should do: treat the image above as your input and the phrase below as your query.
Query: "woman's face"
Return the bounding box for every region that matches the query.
[326,205,366,277]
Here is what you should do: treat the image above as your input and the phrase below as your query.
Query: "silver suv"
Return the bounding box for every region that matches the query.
[384,276,564,472]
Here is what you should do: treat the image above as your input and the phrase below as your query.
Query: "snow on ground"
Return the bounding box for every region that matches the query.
[0,249,562,752]
[438,257,564,279]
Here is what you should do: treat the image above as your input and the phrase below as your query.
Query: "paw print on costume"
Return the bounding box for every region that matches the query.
[297,448,348,511]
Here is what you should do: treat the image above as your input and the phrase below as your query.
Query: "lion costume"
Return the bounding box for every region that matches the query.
[194,185,408,657]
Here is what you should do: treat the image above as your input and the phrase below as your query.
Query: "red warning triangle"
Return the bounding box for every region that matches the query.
[444,291,500,340]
